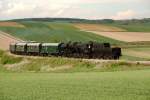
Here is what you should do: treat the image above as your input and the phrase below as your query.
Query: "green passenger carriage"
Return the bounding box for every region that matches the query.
[27,43,41,55]
[41,43,59,56]
[15,43,27,54]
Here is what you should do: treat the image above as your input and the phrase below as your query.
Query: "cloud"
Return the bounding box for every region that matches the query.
[75,0,149,4]
[0,0,72,19]
[111,10,136,20]
[0,0,149,20]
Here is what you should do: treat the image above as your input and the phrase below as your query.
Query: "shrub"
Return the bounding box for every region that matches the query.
[0,50,4,57]
[1,54,22,65]
[74,61,95,69]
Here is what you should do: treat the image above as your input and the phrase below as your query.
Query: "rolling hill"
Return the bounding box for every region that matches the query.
[10,18,150,32]
[0,18,150,44]
[0,21,122,44]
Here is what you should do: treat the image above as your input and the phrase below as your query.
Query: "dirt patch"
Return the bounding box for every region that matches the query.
[41,65,72,72]
[74,23,150,42]
[0,22,25,28]
[5,59,29,70]
[0,31,23,51]
[83,59,150,66]
[74,23,126,32]
[86,31,150,42]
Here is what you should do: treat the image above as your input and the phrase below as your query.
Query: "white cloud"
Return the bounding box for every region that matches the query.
[0,0,149,20]
[0,0,72,19]
[111,10,136,20]
[2,3,36,15]
[0,1,2,9]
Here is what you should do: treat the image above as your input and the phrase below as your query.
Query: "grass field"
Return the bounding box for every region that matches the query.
[73,23,126,32]
[73,23,150,42]
[0,70,150,100]
[121,46,150,61]
[73,21,150,32]
[0,21,121,44]
[0,21,150,44]
[106,22,150,32]
[0,22,25,27]
[0,50,150,100]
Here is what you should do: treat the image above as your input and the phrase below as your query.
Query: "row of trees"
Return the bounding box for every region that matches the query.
[11,18,150,24]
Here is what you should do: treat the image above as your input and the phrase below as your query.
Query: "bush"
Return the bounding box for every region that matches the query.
[74,61,95,69]
[0,50,4,57]
[1,54,22,65]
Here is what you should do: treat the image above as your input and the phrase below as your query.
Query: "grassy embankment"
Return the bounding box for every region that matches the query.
[0,50,22,72]
[0,50,149,73]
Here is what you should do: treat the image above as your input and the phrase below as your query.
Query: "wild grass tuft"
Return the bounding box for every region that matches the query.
[1,53,22,65]
[0,50,4,57]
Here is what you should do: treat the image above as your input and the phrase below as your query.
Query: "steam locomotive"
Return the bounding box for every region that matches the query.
[10,41,122,59]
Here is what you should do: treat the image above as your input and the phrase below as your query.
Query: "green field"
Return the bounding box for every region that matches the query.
[106,22,150,32]
[120,46,150,61]
[0,21,121,44]
[10,18,150,32]
[0,20,150,44]
[0,46,150,100]
[1,70,150,100]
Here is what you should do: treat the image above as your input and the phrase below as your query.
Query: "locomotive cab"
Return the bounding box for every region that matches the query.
[112,47,122,59]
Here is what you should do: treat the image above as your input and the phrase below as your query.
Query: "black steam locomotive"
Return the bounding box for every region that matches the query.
[10,41,122,59]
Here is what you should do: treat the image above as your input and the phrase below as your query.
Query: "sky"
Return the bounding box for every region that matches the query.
[0,0,150,20]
